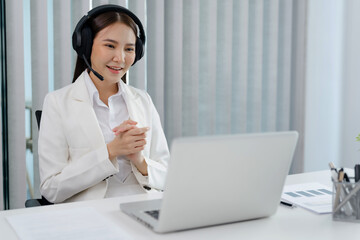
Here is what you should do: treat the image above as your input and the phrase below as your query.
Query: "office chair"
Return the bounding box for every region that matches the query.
[25,110,54,207]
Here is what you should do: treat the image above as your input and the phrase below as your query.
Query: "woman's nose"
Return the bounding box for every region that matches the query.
[113,50,125,63]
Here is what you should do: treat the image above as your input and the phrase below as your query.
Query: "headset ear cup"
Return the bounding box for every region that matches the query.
[133,37,144,65]
[81,26,93,62]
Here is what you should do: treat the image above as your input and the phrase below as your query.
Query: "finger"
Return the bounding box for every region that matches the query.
[135,139,147,146]
[124,134,146,146]
[134,146,145,151]
[127,127,150,136]
[131,144,146,152]
[112,119,137,132]
[126,138,146,149]
[113,124,137,135]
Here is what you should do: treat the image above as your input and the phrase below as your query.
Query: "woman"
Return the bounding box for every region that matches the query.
[39,5,169,203]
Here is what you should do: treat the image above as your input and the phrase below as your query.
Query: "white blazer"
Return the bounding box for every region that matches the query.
[39,72,170,203]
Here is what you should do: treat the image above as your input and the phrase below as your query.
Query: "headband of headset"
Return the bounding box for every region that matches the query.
[72,4,146,66]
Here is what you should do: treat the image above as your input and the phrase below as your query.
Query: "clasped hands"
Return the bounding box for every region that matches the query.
[107,119,149,175]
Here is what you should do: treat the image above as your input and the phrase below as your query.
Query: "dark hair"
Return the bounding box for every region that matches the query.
[72,11,138,83]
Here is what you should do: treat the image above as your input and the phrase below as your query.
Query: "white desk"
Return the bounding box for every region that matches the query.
[1,170,360,240]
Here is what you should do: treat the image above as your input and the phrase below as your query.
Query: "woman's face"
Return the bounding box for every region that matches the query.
[90,22,136,83]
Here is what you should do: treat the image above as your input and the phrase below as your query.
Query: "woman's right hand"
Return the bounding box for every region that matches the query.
[112,119,138,135]
[107,120,149,160]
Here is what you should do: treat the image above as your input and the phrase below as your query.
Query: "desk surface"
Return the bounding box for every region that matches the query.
[1,170,359,240]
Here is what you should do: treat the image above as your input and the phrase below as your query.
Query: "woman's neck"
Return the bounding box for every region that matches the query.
[89,71,118,106]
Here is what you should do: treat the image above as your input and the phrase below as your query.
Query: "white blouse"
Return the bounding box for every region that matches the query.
[84,72,145,197]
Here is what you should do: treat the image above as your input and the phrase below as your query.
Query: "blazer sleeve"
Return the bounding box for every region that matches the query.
[39,93,119,203]
[131,93,170,191]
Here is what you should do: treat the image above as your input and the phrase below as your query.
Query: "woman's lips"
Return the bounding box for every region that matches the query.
[107,65,123,74]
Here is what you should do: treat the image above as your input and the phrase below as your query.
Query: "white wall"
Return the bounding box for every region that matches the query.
[304,0,343,171]
[340,0,360,168]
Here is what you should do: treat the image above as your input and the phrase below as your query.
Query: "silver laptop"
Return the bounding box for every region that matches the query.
[120,131,298,233]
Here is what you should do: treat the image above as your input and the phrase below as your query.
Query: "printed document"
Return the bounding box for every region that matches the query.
[6,207,128,240]
[281,182,332,214]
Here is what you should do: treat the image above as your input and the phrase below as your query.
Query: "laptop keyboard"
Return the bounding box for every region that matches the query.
[145,210,160,220]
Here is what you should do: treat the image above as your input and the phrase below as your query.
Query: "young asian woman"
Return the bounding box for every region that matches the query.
[38,5,170,203]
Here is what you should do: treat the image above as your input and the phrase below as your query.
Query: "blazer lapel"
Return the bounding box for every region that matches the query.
[69,73,105,148]
[120,81,147,128]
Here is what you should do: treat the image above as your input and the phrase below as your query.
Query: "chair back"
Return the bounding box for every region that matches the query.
[35,110,42,129]
[25,110,53,207]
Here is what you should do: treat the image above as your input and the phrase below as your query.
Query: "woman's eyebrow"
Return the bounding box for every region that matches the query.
[103,39,135,46]
[103,39,118,44]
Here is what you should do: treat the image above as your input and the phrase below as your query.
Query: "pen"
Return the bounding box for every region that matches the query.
[280,201,295,208]
[336,169,354,216]
[333,169,344,211]
[338,169,344,182]
[329,162,337,172]
[356,164,360,219]
[328,162,338,182]
[355,164,360,182]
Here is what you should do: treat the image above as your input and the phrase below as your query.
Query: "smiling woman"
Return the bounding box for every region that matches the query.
[38,5,170,204]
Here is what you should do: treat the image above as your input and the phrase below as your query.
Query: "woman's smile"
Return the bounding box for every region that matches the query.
[107,65,123,74]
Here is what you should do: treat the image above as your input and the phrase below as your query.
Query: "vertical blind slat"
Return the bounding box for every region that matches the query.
[232,0,249,134]
[71,1,90,80]
[109,0,127,6]
[182,0,200,136]
[92,0,110,6]
[247,0,264,132]
[261,0,279,131]
[6,0,26,209]
[216,0,233,134]
[128,0,146,90]
[53,0,72,89]
[289,0,307,173]
[198,0,217,135]
[92,1,127,8]
[147,0,165,123]
[164,0,183,141]
[277,0,293,131]
[30,0,49,198]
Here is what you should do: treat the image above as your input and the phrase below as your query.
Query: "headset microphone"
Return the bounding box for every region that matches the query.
[82,54,104,81]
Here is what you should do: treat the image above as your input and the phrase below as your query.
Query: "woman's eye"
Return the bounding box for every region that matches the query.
[126,48,135,52]
[105,44,115,49]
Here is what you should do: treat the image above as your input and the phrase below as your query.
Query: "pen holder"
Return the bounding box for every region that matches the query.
[332,180,360,222]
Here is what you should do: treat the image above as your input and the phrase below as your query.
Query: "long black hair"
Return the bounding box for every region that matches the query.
[72,11,138,83]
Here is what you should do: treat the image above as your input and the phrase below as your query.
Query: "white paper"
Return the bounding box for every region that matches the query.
[6,207,129,240]
[281,182,332,214]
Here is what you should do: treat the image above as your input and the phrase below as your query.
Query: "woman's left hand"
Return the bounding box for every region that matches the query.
[111,120,149,175]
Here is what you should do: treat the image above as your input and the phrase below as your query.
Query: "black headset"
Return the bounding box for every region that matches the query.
[72,4,146,80]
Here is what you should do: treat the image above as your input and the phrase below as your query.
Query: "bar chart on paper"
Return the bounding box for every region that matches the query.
[281,182,333,214]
